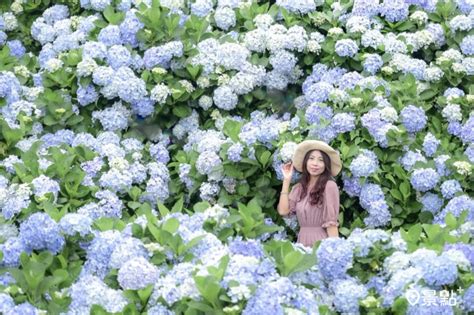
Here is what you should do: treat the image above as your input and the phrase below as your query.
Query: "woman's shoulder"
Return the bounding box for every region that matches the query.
[325,179,339,191]
[291,182,302,191]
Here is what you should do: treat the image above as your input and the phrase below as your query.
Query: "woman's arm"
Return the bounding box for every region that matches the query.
[277,178,291,216]
[322,181,340,238]
[326,225,339,237]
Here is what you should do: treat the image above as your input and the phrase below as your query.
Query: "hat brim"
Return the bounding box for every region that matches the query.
[291,140,342,176]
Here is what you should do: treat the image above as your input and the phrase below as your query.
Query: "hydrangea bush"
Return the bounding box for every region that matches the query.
[0,0,473,313]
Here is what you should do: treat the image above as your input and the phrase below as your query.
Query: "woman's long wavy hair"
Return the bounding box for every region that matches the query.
[298,149,332,206]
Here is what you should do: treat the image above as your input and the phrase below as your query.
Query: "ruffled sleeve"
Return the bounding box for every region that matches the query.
[288,183,301,216]
[322,181,340,228]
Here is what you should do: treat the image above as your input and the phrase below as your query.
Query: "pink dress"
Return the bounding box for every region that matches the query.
[287,180,340,247]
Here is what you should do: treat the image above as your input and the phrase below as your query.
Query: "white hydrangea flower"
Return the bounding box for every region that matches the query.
[3,12,18,31]
[150,83,171,104]
[44,58,64,72]
[453,161,472,175]
[77,57,98,77]
[410,11,428,24]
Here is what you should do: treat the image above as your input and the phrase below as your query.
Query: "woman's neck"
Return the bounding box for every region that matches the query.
[308,176,319,187]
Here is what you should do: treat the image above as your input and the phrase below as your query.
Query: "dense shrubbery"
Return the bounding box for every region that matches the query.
[0,0,473,313]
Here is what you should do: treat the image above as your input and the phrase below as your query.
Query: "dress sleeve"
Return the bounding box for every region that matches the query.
[288,183,301,216]
[322,181,340,228]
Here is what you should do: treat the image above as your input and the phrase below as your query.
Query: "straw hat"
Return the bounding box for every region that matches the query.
[291,140,342,176]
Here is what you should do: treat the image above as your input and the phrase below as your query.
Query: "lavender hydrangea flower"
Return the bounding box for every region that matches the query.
[214,7,236,31]
[0,237,26,267]
[362,54,383,74]
[420,255,458,286]
[440,180,462,199]
[420,193,444,214]
[331,112,356,133]
[118,256,160,290]
[317,238,353,281]
[19,212,65,254]
[213,85,238,110]
[461,284,474,312]
[422,132,440,157]
[349,149,379,177]
[330,277,368,314]
[460,35,474,56]
[227,142,244,162]
[434,195,474,224]
[400,105,427,133]
[379,0,409,23]
[59,213,93,237]
[410,168,440,192]
[335,39,359,57]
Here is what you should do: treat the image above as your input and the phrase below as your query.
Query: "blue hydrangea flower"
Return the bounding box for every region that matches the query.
[228,237,265,259]
[434,155,452,177]
[82,230,123,279]
[213,85,238,110]
[59,213,93,237]
[317,238,353,281]
[90,0,113,11]
[304,81,333,103]
[305,103,333,124]
[400,105,427,133]
[214,7,236,31]
[434,195,474,224]
[331,112,356,133]
[420,255,458,286]
[118,256,160,290]
[364,200,391,227]
[227,142,244,162]
[460,114,474,144]
[461,284,474,312]
[362,54,383,74]
[69,274,128,313]
[410,168,440,192]
[352,0,380,17]
[7,40,26,58]
[460,35,474,56]
[359,183,385,209]
[420,193,444,214]
[0,237,26,267]
[269,50,297,75]
[107,45,132,69]
[276,0,317,14]
[342,173,362,197]
[440,180,462,199]
[330,277,368,314]
[444,243,474,268]
[379,0,409,23]
[335,39,359,57]
[77,84,99,106]
[19,212,65,254]
[422,132,440,157]
[43,4,69,24]
[349,149,379,177]
[0,293,15,313]
[400,150,427,171]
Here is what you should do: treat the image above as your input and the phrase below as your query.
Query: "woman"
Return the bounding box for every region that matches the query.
[277,140,342,247]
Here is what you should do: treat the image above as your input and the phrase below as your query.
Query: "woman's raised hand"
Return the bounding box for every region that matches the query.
[281,162,294,181]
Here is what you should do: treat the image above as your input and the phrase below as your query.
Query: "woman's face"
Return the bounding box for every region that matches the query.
[306,150,325,177]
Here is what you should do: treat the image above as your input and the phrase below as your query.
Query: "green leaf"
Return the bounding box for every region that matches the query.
[223,120,243,142]
[258,150,272,168]
[444,213,457,230]
[171,196,184,213]
[162,217,179,234]
[193,201,211,212]
[157,202,170,217]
